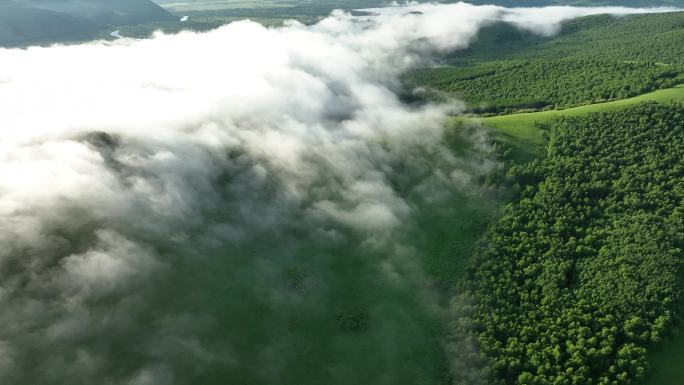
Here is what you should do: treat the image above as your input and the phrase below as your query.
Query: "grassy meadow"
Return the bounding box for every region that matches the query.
[461,85,684,145]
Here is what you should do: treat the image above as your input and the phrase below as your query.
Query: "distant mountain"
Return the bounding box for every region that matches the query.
[21,0,177,25]
[0,0,176,46]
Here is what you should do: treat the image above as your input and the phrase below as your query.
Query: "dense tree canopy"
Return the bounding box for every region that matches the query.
[458,12,684,65]
[457,103,684,385]
[406,12,684,113]
[407,59,683,113]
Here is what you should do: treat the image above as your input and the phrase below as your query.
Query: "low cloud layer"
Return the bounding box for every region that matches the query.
[0,3,677,384]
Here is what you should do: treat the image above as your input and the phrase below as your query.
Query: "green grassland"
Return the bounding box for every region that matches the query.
[472,84,684,144]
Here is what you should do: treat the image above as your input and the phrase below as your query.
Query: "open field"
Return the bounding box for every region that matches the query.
[467,84,684,144]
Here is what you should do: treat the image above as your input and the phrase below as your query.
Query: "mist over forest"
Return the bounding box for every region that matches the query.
[0,1,683,385]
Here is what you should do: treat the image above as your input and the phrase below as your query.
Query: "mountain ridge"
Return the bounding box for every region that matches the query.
[0,0,176,46]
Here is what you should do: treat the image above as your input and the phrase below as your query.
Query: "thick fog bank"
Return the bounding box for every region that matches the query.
[0,3,677,384]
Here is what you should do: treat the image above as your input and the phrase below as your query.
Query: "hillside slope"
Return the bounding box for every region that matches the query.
[22,0,176,25]
[0,0,176,46]
[0,1,100,45]
[406,12,684,113]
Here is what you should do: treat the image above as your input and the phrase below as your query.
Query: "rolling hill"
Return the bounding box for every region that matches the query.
[406,11,684,115]
[0,0,176,46]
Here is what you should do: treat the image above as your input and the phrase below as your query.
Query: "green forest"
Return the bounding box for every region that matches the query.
[406,12,684,113]
[405,11,684,385]
[458,103,684,385]
[409,59,683,113]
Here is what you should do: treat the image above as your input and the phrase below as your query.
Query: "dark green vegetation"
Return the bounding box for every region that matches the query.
[432,10,684,385]
[0,0,175,46]
[413,126,509,288]
[637,331,684,385]
[412,60,684,114]
[460,103,684,385]
[407,12,684,114]
[510,13,684,66]
[444,12,684,65]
